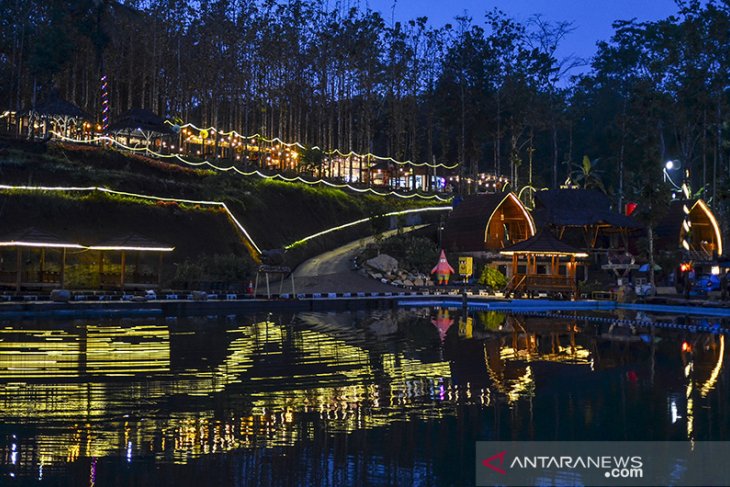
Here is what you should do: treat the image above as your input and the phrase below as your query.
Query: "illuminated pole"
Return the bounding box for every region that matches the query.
[681,169,692,255]
[100,75,110,132]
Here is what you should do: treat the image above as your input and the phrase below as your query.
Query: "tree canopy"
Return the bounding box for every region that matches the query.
[0,0,728,225]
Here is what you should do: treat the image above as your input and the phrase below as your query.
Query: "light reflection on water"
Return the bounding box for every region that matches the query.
[0,307,727,485]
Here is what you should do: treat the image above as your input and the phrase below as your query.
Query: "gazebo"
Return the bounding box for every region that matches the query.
[533,189,643,252]
[0,227,84,291]
[500,229,588,299]
[108,108,172,147]
[21,96,91,139]
[89,233,174,289]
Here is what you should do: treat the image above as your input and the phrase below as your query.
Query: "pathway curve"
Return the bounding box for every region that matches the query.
[290,225,429,293]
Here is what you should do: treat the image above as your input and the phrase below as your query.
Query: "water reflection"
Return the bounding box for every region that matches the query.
[0,307,727,485]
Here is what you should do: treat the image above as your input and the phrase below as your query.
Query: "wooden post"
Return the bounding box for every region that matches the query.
[60,248,66,289]
[120,251,126,289]
[265,273,270,299]
[512,254,518,277]
[570,255,577,299]
[98,250,104,289]
[40,248,45,282]
[15,247,21,293]
[157,253,164,288]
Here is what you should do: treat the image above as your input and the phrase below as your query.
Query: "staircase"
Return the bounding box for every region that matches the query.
[504,274,526,296]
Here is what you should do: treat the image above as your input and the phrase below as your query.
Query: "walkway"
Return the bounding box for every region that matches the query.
[291,225,429,293]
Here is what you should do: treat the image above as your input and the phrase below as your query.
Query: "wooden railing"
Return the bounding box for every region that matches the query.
[505,273,576,296]
[504,274,526,295]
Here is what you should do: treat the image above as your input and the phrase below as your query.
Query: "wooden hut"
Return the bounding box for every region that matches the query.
[443,192,535,252]
[500,229,588,299]
[0,227,84,291]
[656,199,723,261]
[89,233,174,289]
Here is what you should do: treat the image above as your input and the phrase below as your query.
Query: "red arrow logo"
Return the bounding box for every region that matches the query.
[482,450,507,475]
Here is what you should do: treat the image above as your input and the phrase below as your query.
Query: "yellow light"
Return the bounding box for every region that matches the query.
[0,241,84,249]
[49,132,452,202]
[500,250,589,258]
[284,206,452,249]
[0,184,263,256]
[164,121,460,169]
[695,200,723,255]
[88,245,174,252]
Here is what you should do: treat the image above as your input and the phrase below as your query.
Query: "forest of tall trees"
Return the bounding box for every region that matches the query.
[0,0,728,218]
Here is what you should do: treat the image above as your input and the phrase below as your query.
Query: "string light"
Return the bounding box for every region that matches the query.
[166,121,461,169]
[0,241,84,249]
[0,184,263,256]
[50,132,452,202]
[284,206,452,249]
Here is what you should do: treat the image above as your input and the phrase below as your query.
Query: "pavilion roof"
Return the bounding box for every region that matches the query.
[108,108,172,136]
[533,189,643,229]
[32,98,90,120]
[89,233,174,252]
[0,227,84,248]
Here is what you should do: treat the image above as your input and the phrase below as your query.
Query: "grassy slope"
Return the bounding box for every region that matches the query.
[0,138,440,266]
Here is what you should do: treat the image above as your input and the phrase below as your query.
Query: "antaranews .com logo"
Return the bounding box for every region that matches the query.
[482,450,643,479]
[475,441,730,486]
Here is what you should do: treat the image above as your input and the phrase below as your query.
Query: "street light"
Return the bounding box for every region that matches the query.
[663,160,682,191]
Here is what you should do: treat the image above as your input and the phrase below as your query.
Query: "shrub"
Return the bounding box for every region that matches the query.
[478,266,507,289]
[171,253,254,289]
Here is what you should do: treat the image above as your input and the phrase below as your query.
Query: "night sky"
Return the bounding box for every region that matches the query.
[366,0,680,74]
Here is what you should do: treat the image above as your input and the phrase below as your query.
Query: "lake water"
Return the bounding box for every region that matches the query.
[0,307,728,486]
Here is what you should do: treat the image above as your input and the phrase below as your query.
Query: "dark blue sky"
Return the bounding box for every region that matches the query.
[366,0,680,74]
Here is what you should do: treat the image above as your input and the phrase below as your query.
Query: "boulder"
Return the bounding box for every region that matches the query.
[51,289,71,302]
[192,290,208,301]
[414,278,425,287]
[392,279,403,287]
[366,253,399,274]
[403,279,414,288]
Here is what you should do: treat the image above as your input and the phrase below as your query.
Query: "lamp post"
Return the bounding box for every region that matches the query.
[663,160,681,189]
